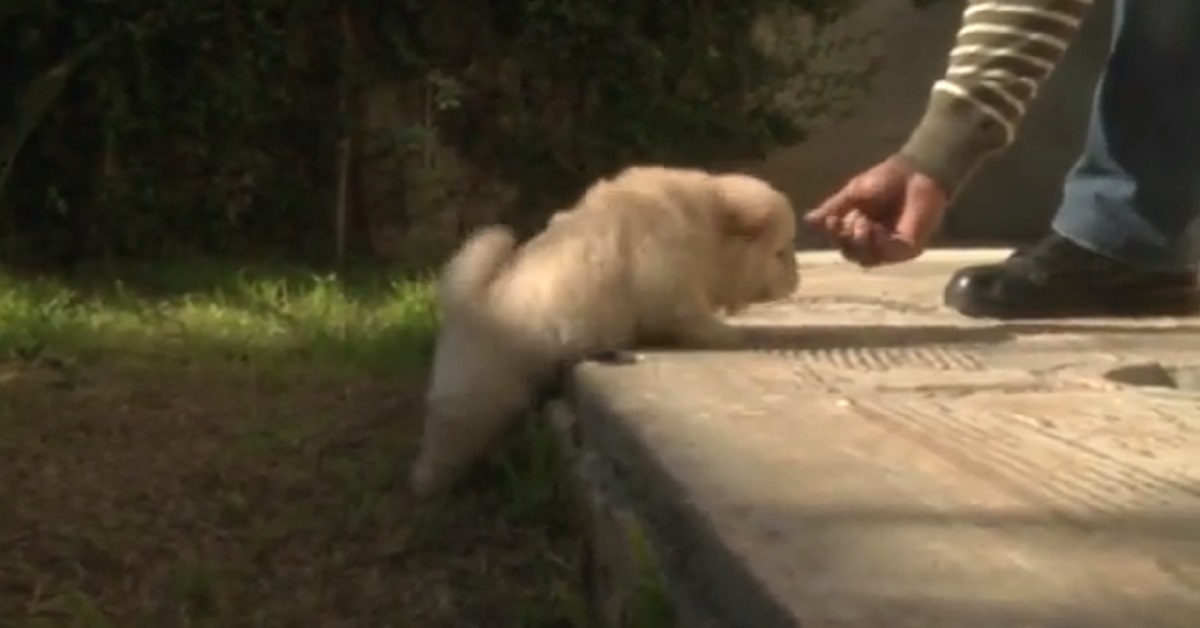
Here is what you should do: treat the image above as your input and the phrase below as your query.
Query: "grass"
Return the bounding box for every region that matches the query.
[0,259,588,627]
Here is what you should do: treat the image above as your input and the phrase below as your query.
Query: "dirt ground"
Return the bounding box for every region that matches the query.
[0,350,583,627]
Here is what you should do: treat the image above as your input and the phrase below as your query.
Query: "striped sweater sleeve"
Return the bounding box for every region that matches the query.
[898,0,1096,195]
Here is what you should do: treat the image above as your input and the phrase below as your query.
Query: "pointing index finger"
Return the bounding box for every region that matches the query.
[804,186,854,225]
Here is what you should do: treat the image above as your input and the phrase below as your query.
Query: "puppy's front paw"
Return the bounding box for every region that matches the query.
[673,318,748,349]
[585,349,641,365]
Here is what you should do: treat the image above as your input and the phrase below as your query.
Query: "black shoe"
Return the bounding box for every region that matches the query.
[943,234,1200,319]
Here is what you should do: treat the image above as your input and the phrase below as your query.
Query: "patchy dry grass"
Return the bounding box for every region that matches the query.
[0,260,586,627]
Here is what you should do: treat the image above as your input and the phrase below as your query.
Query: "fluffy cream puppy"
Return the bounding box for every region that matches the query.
[409,165,799,497]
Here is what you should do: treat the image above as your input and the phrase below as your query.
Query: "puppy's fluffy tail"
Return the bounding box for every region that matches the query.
[438,225,518,317]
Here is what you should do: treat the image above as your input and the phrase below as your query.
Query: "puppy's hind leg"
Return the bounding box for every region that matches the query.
[410,322,538,498]
[410,388,530,498]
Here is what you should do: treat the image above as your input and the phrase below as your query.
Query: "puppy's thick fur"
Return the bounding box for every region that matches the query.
[410,165,799,497]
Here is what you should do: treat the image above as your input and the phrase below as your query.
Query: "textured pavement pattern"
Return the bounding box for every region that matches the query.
[569,250,1200,628]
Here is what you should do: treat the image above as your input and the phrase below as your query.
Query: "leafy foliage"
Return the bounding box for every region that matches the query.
[417,0,881,222]
[0,0,902,266]
[1,0,336,264]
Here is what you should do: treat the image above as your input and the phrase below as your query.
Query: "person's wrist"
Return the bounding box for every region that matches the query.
[892,152,957,203]
[897,90,1010,197]
[883,155,951,204]
[908,161,951,205]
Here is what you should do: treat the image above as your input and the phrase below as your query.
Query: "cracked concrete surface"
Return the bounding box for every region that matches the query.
[565,250,1200,628]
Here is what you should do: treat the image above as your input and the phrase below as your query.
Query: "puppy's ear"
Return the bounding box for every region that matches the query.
[715,177,783,240]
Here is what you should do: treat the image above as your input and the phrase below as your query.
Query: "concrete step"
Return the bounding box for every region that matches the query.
[560,250,1200,628]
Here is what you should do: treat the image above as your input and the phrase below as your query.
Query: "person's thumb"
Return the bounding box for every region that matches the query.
[865,176,946,264]
[890,176,946,248]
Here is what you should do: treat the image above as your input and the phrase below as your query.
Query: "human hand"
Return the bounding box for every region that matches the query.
[804,156,949,267]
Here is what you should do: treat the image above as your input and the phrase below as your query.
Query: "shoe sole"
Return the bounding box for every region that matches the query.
[949,290,1200,320]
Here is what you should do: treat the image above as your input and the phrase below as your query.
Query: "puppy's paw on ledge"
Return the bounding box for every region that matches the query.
[585,349,642,365]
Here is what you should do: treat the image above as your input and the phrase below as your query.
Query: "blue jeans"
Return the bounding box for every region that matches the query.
[1052,0,1200,270]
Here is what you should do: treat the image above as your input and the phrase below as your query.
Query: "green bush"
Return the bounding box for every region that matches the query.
[0,0,899,266]
[1,0,334,264]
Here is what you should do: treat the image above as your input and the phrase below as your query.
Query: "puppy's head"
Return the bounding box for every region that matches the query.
[710,174,799,312]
